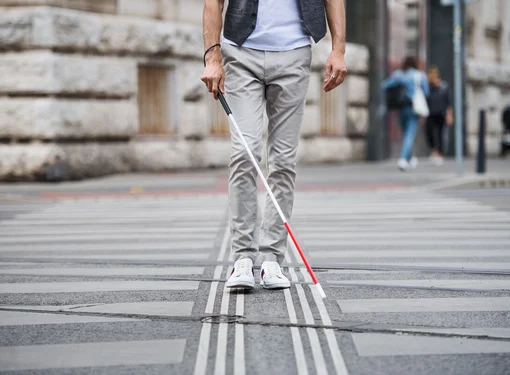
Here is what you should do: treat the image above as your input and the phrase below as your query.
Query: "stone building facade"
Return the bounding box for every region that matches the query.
[0,1,369,181]
[464,0,510,156]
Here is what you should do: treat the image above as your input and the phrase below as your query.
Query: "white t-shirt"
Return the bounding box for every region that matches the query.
[223,0,311,51]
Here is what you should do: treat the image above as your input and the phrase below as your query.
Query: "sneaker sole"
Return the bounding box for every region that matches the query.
[226,281,255,289]
[260,281,291,290]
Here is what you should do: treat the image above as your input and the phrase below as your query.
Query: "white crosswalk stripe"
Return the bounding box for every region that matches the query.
[311,249,510,258]
[0,267,205,276]
[337,297,510,313]
[0,310,139,326]
[291,190,510,360]
[329,262,510,273]
[0,241,214,251]
[0,340,186,371]
[0,195,227,373]
[0,280,199,294]
[329,279,510,291]
[352,333,510,357]
[0,301,194,316]
[0,233,219,243]
[0,227,219,236]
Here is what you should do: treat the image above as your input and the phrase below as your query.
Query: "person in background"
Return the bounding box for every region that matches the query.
[426,66,453,165]
[382,56,430,171]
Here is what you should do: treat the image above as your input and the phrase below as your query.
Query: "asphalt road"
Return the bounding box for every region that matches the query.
[0,160,509,374]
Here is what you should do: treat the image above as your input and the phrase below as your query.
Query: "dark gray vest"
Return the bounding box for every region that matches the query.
[224,0,327,46]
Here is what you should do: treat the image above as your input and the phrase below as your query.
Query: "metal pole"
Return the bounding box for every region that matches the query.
[477,109,486,174]
[453,0,464,174]
[377,0,389,160]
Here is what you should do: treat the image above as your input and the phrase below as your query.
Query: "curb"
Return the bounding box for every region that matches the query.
[473,178,510,189]
[421,174,510,191]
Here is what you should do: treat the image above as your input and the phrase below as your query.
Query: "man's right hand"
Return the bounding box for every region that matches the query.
[201,49,225,100]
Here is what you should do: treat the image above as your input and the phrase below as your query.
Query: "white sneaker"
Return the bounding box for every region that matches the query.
[432,156,444,166]
[409,157,418,169]
[260,261,291,289]
[226,258,255,289]
[398,158,410,171]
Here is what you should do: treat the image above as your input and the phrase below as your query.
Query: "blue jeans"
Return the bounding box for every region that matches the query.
[399,105,419,160]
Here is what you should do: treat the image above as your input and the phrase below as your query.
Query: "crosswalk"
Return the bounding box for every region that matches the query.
[292,189,510,264]
[1,187,510,374]
[291,189,510,365]
[0,195,228,373]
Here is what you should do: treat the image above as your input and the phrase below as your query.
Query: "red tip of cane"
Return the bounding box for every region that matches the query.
[284,222,320,285]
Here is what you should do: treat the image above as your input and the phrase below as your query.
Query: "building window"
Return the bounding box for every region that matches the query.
[137,66,173,135]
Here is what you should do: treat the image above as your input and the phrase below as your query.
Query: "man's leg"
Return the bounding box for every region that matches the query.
[222,43,266,264]
[259,46,312,265]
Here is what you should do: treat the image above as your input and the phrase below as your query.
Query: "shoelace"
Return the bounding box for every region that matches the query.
[263,262,282,279]
[234,259,253,276]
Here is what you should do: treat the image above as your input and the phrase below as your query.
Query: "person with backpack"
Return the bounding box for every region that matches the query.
[382,56,430,171]
[425,66,453,166]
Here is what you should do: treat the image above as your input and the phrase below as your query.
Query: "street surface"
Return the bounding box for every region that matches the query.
[0,159,509,374]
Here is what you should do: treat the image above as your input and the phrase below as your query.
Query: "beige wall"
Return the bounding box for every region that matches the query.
[0,0,116,13]
[117,0,203,24]
[0,3,370,180]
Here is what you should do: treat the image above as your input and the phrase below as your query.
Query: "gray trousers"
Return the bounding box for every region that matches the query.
[222,43,312,265]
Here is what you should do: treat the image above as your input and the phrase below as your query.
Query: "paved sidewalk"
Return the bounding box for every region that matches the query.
[0,157,508,201]
[0,159,509,374]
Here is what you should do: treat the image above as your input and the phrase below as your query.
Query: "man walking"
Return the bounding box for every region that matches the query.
[201,0,347,289]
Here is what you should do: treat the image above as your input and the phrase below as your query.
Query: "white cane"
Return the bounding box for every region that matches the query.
[218,92,326,299]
